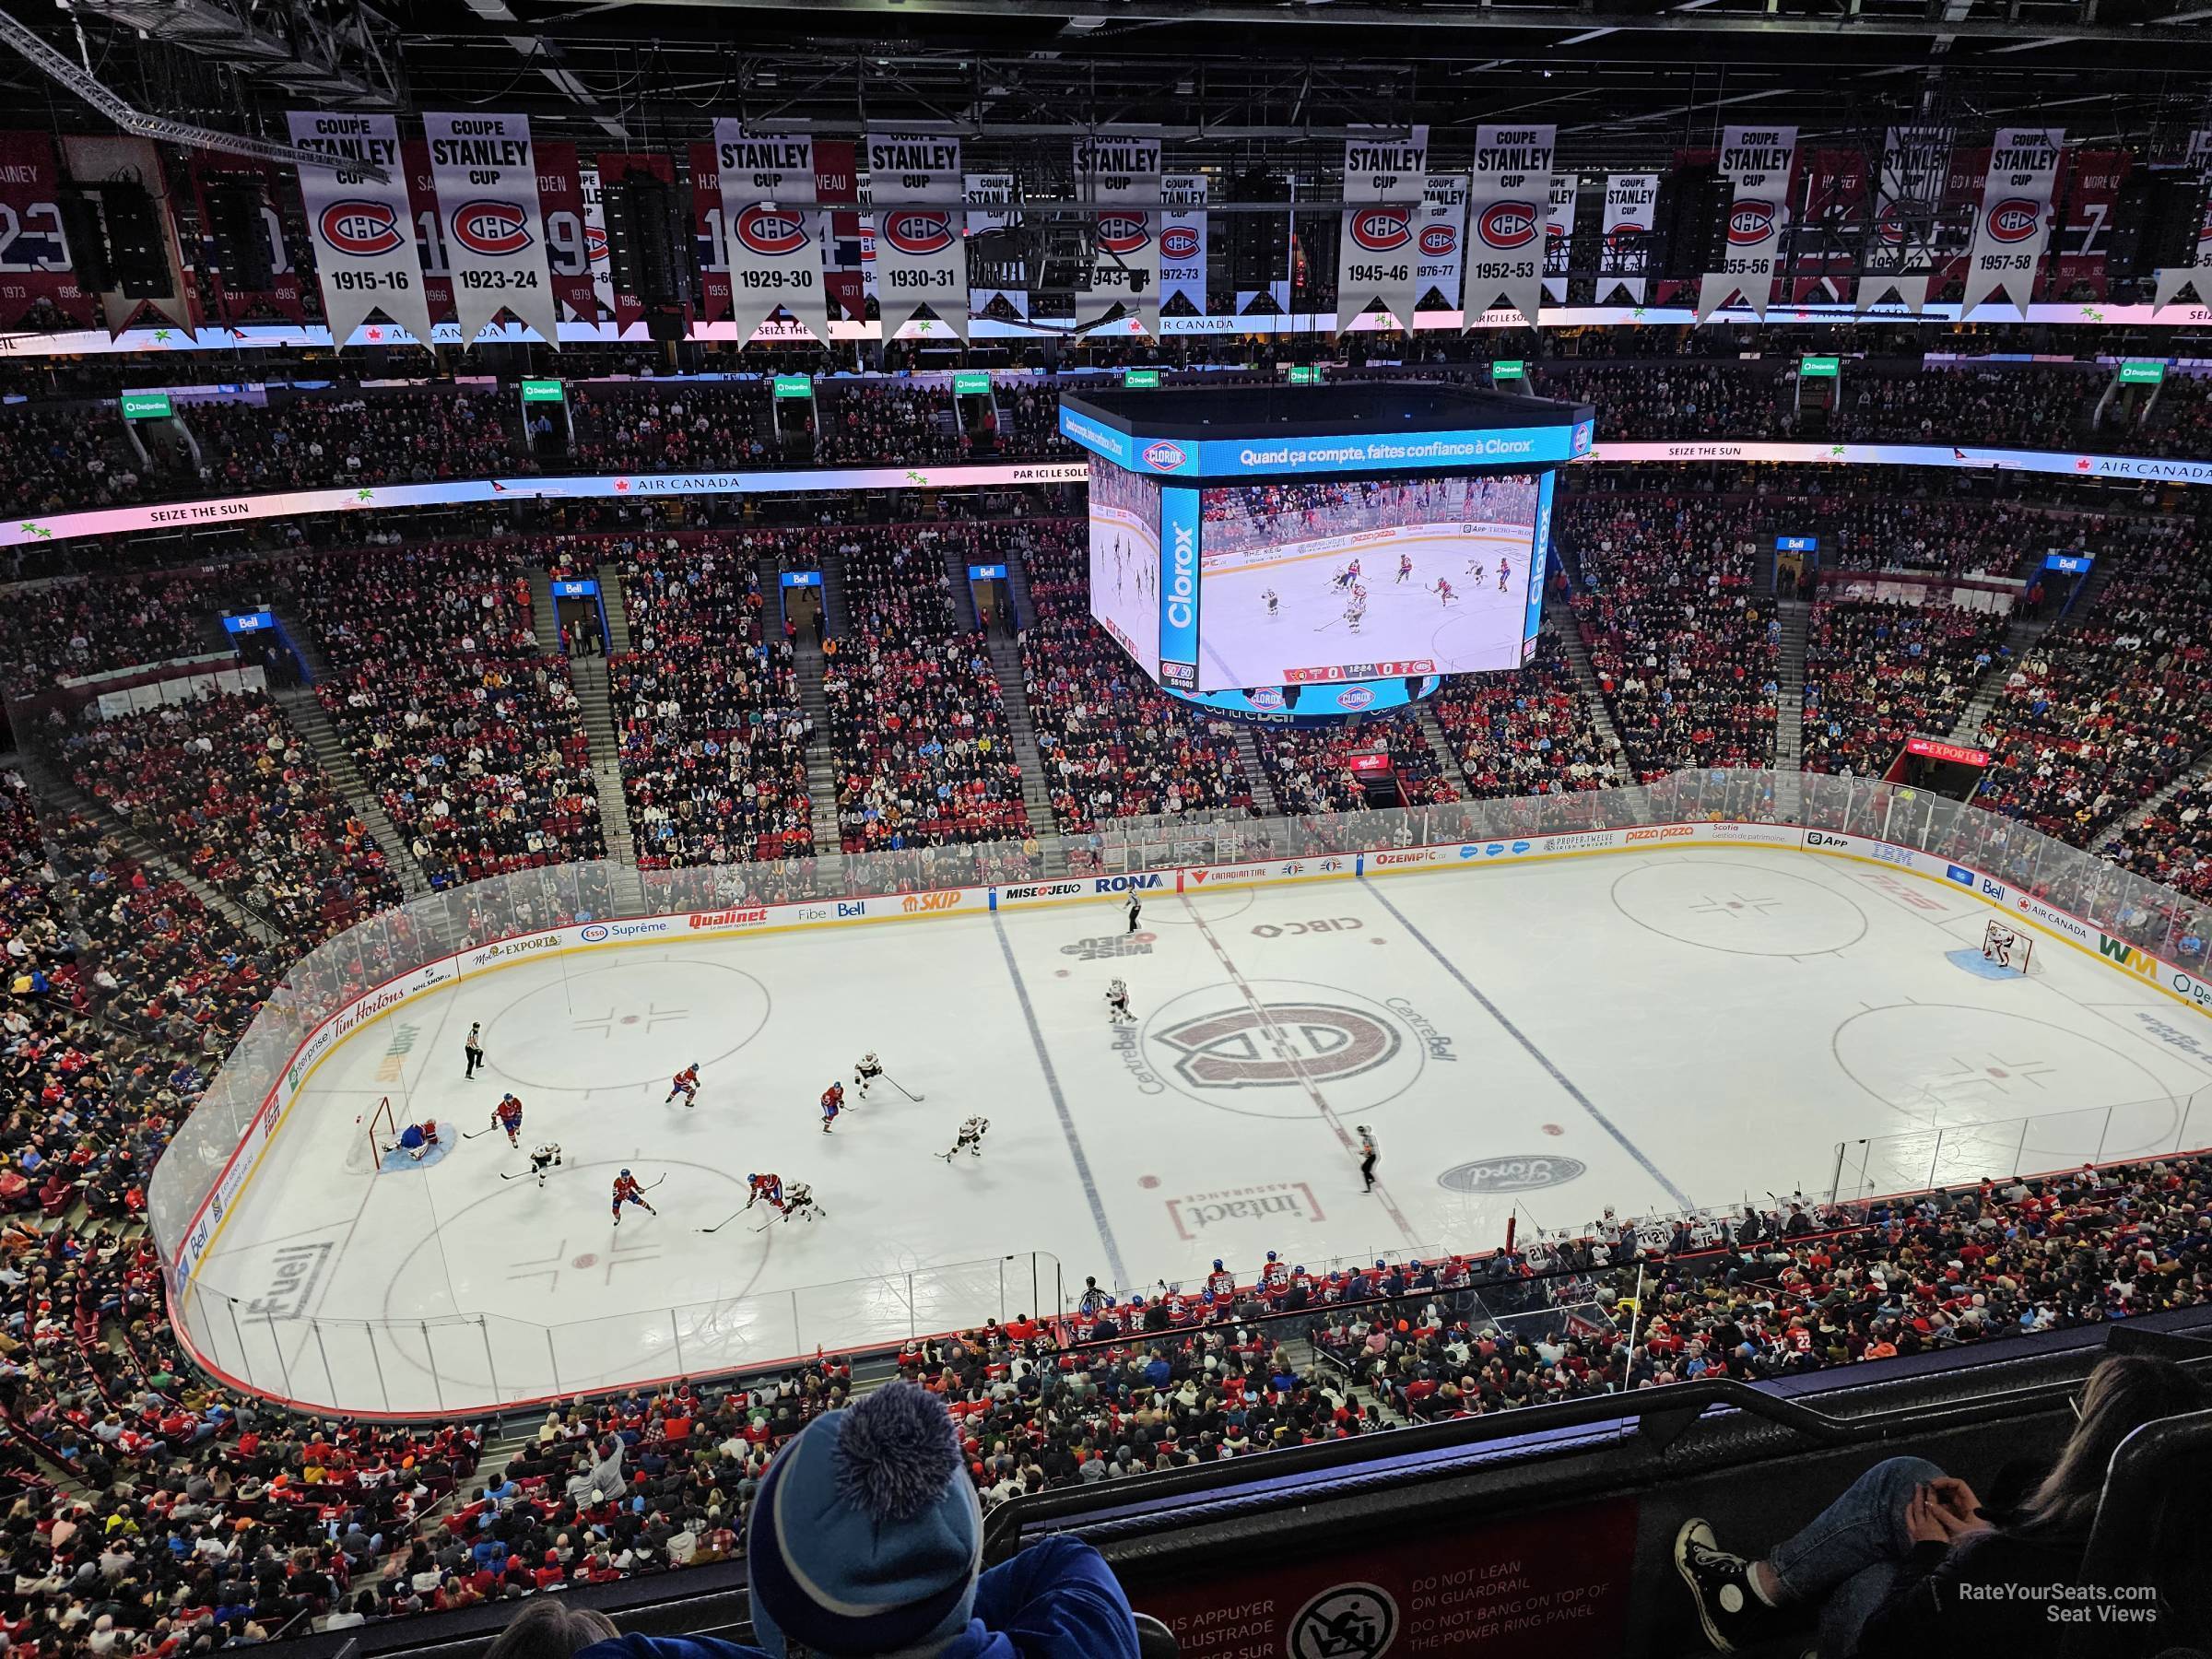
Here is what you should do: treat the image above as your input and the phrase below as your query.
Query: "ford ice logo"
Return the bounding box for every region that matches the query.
[1141,440,1187,471]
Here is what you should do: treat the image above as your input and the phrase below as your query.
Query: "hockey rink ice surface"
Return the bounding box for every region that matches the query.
[1197,529,1532,689]
[188,847,2212,1412]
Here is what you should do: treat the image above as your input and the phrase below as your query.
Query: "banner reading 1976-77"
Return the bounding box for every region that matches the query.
[423,112,559,345]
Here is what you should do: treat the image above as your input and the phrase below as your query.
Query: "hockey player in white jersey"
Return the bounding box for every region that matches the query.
[529,1142,562,1186]
[1105,978,1134,1024]
[853,1052,884,1098]
[937,1117,990,1161]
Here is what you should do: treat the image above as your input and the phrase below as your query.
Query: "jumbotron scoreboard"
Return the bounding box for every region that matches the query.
[1061,381,1594,718]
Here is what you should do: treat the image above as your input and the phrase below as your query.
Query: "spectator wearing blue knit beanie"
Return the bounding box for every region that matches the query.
[550,1382,1138,1659]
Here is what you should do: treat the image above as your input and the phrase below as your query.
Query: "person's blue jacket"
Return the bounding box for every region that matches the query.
[577,1536,1139,1659]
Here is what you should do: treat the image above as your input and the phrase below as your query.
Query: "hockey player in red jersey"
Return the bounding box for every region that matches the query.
[665,1064,700,1108]
[611,1169,657,1224]
[747,1172,785,1212]
[491,1092,524,1147]
[819,1080,845,1133]
[1258,1250,1289,1292]
[1206,1259,1237,1300]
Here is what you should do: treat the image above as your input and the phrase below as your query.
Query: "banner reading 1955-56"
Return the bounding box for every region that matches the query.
[423,112,559,345]
[1698,124,1796,322]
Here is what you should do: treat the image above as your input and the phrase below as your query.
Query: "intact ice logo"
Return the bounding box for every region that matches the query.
[1097,214,1151,256]
[1335,686,1375,711]
[1986,199,2041,243]
[884,210,955,255]
[1349,207,1413,253]
[1727,201,1777,245]
[1143,440,1187,472]
[1153,1002,1402,1088]
[1477,202,1539,250]
[452,200,532,255]
[319,201,405,257]
[1418,224,1459,256]
[1160,226,1201,261]
[735,205,810,256]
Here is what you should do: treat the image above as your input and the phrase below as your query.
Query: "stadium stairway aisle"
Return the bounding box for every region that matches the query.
[2099,742,2212,854]
[1416,700,1477,795]
[594,564,636,656]
[1947,599,2076,747]
[1775,600,1808,772]
[1232,726,1285,816]
[570,656,644,914]
[981,630,1064,867]
[792,641,846,858]
[1544,603,1630,762]
[529,571,560,655]
[943,543,981,631]
[271,681,433,900]
[1006,548,1038,633]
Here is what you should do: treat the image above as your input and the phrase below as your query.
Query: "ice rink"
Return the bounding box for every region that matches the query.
[1197,528,1533,688]
[185,846,2212,1413]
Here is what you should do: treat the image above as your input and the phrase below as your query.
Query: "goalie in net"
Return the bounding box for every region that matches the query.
[1983,920,2034,973]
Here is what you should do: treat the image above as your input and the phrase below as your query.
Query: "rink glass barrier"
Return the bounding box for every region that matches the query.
[148,769,2212,1416]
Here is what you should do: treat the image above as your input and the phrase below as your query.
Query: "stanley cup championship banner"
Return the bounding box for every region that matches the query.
[713,123,830,343]
[1698,124,1797,322]
[0,131,95,330]
[1598,172,1659,303]
[1863,125,1953,312]
[2155,129,2212,311]
[1543,173,1579,303]
[1336,126,1429,331]
[1962,126,2064,316]
[423,112,559,344]
[288,112,432,347]
[1414,173,1466,316]
[965,172,1028,323]
[1159,174,1207,316]
[1463,124,1553,327]
[1072,134,1163,336]
[865,133,967,338]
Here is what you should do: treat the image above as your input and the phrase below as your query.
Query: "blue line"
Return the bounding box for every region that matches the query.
[988,913,1129,1291]
[1364,883,1694,1210]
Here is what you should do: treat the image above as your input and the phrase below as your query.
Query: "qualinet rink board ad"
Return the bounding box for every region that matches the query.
[166,821,2212,1293]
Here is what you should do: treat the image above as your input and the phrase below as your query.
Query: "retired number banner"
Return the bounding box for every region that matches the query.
[1415,173,1466,317]
[866,133,967,338]
[2154,129,2212,312]
[1597,172,1658,304]
[1072,134,1163,337]
[1464,124,1552,327]
[1862,125,1952,313]
[0,132,93,330]
[423,112,559,344]
[713,122,830,344]
[1962,126,2064,316]
[1698,124,1797,322]
[1336,126,1429,332]
[1159,174,1207,317]
[1543,173,1579,303]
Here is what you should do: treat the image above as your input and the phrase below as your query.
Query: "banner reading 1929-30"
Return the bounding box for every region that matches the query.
[713,122,830,344]
[422,111,559,345]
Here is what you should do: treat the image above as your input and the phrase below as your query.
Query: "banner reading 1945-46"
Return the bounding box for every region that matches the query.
[1962,126,2064,317]
[1698,124,1797,322]
[866,132,967,338]
[1464,123,1554,328]
[1072,134,1163,337]
[1336,126,1428,331]
[713,122,830,345]
[423,112,559,344]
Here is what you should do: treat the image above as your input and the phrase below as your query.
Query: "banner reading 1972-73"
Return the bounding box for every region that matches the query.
[288,112,433,347]
[1336,126,1429,331]
[866,132,968,338]
[1962,126,2064,317]
[423,112,559,345]
[1463,124,1553,328]
[712,122,830,344]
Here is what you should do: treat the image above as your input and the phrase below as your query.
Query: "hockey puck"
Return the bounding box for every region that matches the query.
[1543,1124,1563,1136]
[1138,1174,1159,1189]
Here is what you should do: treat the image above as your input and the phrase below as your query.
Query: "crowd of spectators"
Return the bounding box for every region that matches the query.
[0,404,164,515]
[1567,495,1780,778]
[606,535,816,867]
[566,384,775,473]
[822,526,1030,853]
[1429,631,1626,796]
[1252,714,1461,812]
[2138,371,2212,459]
[289,544,606,887]
[0,572,228,698]
[51,691,404,941]
[191,394,520,495]
[1015,526,1257,834]
[814,383,975,466]
[1801,601,2012,776]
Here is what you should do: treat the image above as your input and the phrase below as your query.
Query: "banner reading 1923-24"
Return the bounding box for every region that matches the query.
[713,122,830,344]
[865,132,968,338]
[422,112,559,345]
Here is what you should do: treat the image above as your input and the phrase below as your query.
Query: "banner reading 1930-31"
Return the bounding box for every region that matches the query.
[422,112,559,345]
[866,132,968,338]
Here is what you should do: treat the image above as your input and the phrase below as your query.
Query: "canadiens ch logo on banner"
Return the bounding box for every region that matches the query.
[883,210,955,254]
[1349,207,1413,251]
[452,200,532,255]
[735,206,810,255]
[1477,201,1540,248]
[1727,201,1777,244]
[1160,225,1201,260]
[320,202,406,257]
[1097,213,1151,256]
[1985,198,2041,242]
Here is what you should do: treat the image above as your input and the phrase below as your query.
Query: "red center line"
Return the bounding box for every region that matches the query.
[1180,895,1420,1248]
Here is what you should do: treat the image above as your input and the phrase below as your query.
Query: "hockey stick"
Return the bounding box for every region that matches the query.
[884,1075,926,1102]
[697,1208,747,1233]
[462,1125,501,1140]
[500,1165,559,1182]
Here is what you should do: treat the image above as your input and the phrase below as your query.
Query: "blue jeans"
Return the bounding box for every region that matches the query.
[1767,1454,1946,1659]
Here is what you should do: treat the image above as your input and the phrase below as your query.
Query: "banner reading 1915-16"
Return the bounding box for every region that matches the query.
[1336,125,1428,331]
[713,122,830,344]
[1463,124,1552,327]
[288,113,429,343]
[1961,126,2064,317]
[422,112,559,344]
[1698,124,1797,322]
[1072,133,1163,337]
[865,132,967,338]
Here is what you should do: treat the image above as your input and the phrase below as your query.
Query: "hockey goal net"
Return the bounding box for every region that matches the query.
[365,1096,396,1172]
[1983,919,2034,974]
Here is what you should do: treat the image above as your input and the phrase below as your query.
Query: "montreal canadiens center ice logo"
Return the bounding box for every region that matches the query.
[1727,201,1777,245]
[1153,1001,1402,1088]
[1349,207,1413,253]
[736,205,809,256]
[452,201,532,255]
[1985,198,2041,243]
[321,201,405,257]
[883,210,955,255]
[1477,202,1539,250]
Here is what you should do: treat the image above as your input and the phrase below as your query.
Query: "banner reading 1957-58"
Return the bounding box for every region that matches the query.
[423,111,559,345]
[1962,126,2064,317]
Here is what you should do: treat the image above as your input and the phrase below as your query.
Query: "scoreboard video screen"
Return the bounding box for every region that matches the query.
[1193,472,1544,691]
[1087,456,1162,675]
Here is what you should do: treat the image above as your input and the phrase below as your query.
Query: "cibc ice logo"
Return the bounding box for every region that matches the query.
[1985,198,2041,243]
[1477,201,1540,249]
[1143,440,1188,472]
[1160,226,1201,261]
[320,200,405,256]
[883,210,955,255]
[1097,213,1151,256]
[1349,207,1413,252]
[1727,201,1777,244]
[451,200,532,255]
[735,205,809,255]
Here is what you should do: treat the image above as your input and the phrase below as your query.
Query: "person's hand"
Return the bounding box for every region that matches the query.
[1925,1477,1994,1536]
[1903,1485,1956,1546]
